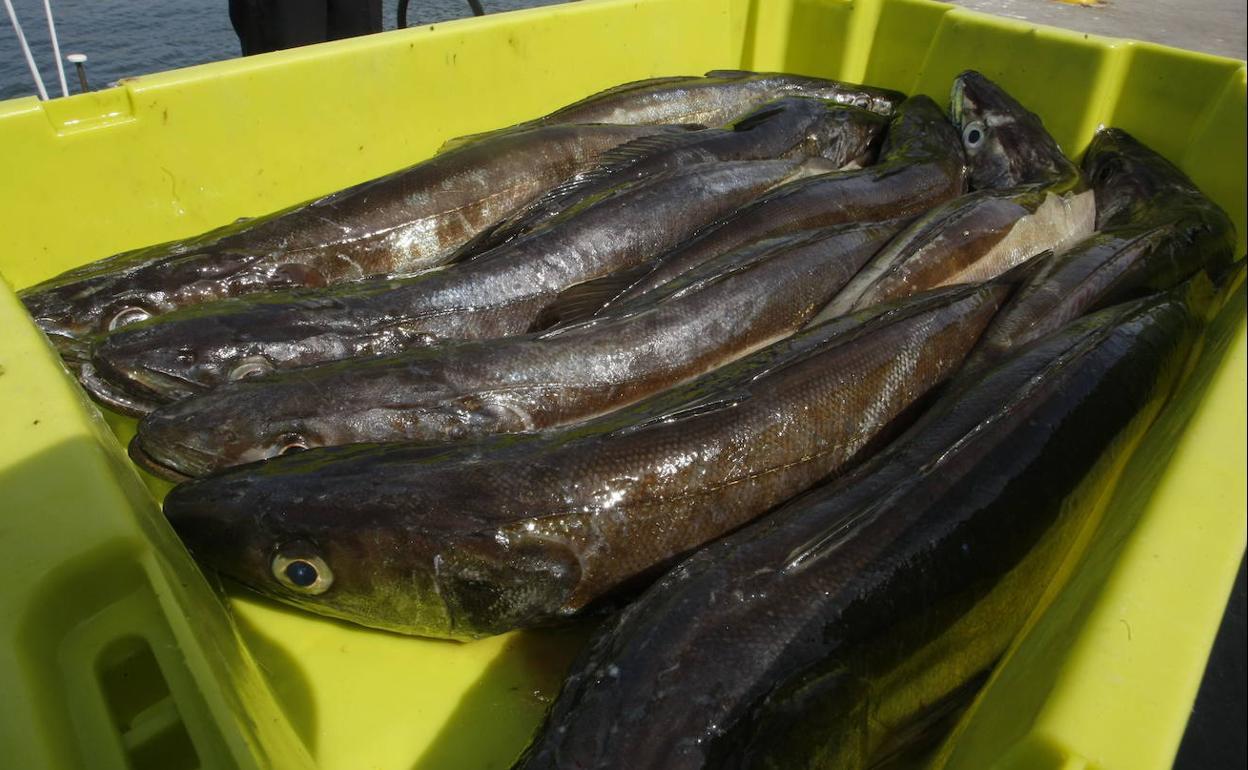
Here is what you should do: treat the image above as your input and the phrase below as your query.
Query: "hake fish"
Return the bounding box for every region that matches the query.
[964,127,1236,367]
[20,123,688,349]
[815,70,1095,320]
[512,69,903,129]
[85,158,830,415]
[511,287,1203,770]
[452,98,890,259]
[161,278,1015,639]
[561,95,968,321]
[131,220,903,479]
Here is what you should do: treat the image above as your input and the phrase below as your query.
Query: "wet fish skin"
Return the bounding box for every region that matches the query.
[162,280,1014,639]
[816,71,1096,320]
[20,123,683,349]
[452,99,890,260]
[133,221,904,479]
[819,186,1095,321]
[532,70,905,126]
[965,127,1236,367]
[1084,127,1227,229]
[592,95,968,312]
[948,70,1082,191]
[512,291,1199,770]
[84,157,832,416]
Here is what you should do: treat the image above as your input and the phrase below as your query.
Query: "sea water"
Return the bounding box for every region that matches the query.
[1,0,561,101]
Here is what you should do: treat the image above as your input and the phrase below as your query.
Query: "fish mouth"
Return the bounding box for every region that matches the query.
[949,78,967,127]
[76,362,164,417]
[84,353,207,416]
[39,327,93,364]
[128,435,195,482]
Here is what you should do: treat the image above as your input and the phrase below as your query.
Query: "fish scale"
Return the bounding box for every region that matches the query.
[132,221,903,478]
[21,122,684,346]
[452,98,891,260]
[593,95,970,312]
[162,279,1014,639]
[533,70,903,127]
[513,287,1203,770]
[86,157,830,415]
[964,127,1236,369]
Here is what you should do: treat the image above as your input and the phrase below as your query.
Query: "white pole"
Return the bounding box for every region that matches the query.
[42,0,68,97]
[3,0,50,100]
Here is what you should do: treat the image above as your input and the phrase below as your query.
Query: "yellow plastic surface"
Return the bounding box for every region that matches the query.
[0,2,1243,769]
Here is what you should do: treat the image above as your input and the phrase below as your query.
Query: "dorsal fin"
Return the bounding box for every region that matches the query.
[783,498,890,573]
[446,173,643,263]
[586,130,711,172]
[623,238,795,311]
[531,264,658,332]
[446,219,517,263]
[558,75,703,103]
[436,128,504,155]
[729,105,787,133]
[508,131,712,235]
[451,134,709,262]
[703,69,760,80]
[604,393,751,439]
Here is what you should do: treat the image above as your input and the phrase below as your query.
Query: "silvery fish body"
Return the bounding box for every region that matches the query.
[162,280,1014,639]
[20,123,682,348]
[512,290,1199,770]
[577,95,968,318]
[132,221,903,478]
[85,158,828,415]
[453,98,890,259]
[528,69,904,127]
[815,70,1096,321]
[965,127,1235,367]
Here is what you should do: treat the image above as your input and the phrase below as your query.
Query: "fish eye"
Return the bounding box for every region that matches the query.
[963,121,986,149]
[228,356,274,381]
[275,434,308,456]
[108,306,151,331]
[271,551,333,594]
[1093,160,1118,184]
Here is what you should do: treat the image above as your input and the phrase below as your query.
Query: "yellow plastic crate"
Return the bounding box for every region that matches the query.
[0,1,1243,768]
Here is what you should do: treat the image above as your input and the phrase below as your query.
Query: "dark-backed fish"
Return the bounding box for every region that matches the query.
[519,69,902,128]
[815,70,1094,319]
[452,98,889,259]
[84,157,831,416]
[20,123,689,350]
[557,95,967,321]
[132,220,903,479]
[965,127,1236,367]
[512,288,1202,770]
[162,279,1016,638]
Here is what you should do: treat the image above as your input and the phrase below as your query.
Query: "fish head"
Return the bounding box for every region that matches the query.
[949,71,1080,191]
[86,291,375,415]
[1082,128,1208,229]
[20,247,318,345]
[132,383,345,479]
[131,356,504,478]
[802,103,890,168]
[163,443,583,638]
[85,315,241,415]
[21,272,166,352]
[161,447,460,637]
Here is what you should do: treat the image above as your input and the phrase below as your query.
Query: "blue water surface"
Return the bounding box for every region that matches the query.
[1,0,562,101]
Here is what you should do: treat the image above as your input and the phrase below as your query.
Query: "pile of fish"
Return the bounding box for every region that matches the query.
[20,68,1240,768]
